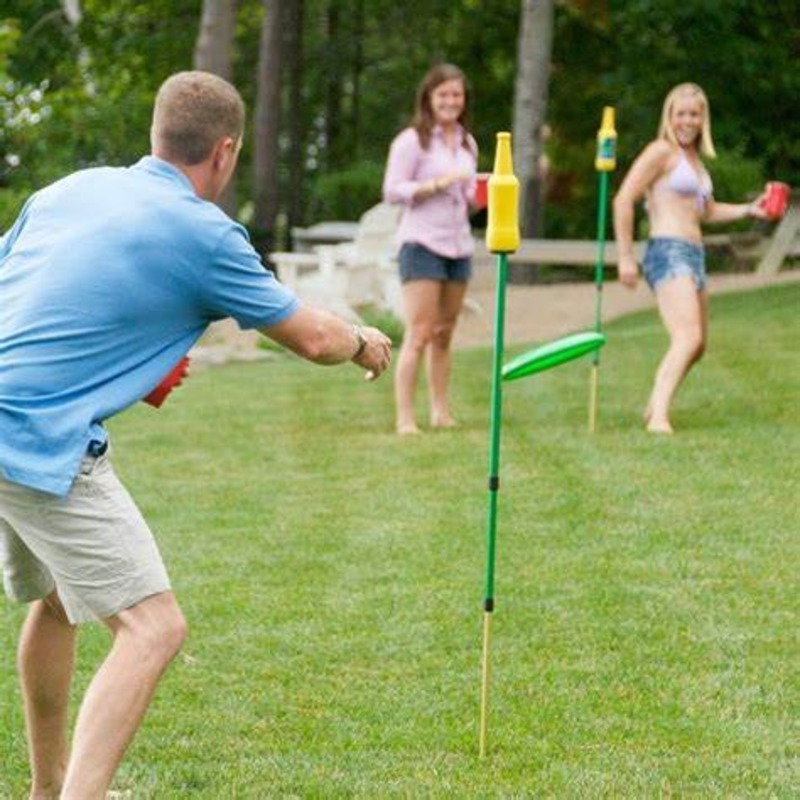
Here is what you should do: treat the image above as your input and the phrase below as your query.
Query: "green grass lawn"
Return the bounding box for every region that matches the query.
[1,283,797,798]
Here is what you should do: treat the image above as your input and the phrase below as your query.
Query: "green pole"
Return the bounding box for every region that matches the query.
[483,251,508,606]
[479,250,508,760]
[589,107,617,433]
[479,131,519,760]
[592,171,610,336]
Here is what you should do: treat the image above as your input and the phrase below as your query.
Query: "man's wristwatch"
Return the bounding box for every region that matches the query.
[352,325,368,359]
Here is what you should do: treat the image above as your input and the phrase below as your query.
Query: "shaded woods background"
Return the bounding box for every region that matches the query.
[1,1,797,252]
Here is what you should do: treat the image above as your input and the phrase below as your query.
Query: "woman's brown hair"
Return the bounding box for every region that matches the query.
[411,63,473,152]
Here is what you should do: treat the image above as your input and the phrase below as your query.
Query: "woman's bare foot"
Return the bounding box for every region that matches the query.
[646,418,674,434]
[430,414,457,429]
[396,422,421,435]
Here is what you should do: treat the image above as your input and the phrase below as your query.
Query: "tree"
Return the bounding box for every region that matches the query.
[253,0,282,246]
[512,0,553,240]
[194,0,238,216]
[61,0,81,24]
[194,0,237,80]
[2,0,794,241]
[283,0,306,231]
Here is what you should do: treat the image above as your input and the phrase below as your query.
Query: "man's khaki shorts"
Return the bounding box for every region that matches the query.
[0,447,171,624]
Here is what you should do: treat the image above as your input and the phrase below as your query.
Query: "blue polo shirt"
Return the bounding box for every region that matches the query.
[0,156,299,496]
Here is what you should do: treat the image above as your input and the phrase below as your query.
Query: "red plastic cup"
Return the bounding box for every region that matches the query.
[760,181,790,220]
[474,173,490,210]
[143,356,191,408]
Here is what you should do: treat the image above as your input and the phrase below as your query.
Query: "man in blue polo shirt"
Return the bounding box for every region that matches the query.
[0,71,391,798]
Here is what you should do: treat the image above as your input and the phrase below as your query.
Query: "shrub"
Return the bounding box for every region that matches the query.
[355,303,404,347]
[306,161,385,222]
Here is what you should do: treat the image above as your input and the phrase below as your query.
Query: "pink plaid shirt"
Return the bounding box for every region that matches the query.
[382,125,478,259]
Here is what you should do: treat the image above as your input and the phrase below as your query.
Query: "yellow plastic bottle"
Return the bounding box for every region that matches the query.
[594,106,617,172]
[486,132,520,254]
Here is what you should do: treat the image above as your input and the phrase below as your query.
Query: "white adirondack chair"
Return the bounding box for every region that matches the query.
[269,203,402,320]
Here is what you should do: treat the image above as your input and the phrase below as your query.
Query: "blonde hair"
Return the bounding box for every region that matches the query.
[151,71,245,165]
[657,82,716,158]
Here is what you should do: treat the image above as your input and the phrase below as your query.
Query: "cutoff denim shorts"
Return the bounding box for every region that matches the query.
[0,446,171,624]
[398,242,472,284]
[642,237,707,292]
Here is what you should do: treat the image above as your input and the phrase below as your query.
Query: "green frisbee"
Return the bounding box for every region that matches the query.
[502,331,606,382]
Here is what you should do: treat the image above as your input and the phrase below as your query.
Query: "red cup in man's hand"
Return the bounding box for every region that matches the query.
[143,356,191,408]
[760,181,790,220]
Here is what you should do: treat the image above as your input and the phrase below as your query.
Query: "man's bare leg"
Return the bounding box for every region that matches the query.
[60,591,187,800]
[18,593,76,800]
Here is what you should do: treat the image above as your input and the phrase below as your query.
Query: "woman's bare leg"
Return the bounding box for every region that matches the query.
[427,280,468,427]
[394,280,439,434]
[646,276,708,433]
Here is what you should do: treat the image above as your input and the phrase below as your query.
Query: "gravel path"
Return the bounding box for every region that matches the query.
[454,267,800,349]
[192,268,799,364]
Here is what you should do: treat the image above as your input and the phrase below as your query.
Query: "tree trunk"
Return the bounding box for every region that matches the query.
[61,0,82,25]
[194,0,238,217]
[512,0,553,260]
[194,0,236,80]
[350,0,365,160]
[284,0,305,231]
[253,0,283,251]
[324,4,343,169]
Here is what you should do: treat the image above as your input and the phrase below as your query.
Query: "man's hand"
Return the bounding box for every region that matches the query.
[142,356,191,408]
[262,307,392,376]
[351,325,392,381]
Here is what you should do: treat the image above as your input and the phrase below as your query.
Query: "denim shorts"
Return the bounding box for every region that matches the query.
[0,446,171,624]
[642,237,707,292]
[398,242,472,284]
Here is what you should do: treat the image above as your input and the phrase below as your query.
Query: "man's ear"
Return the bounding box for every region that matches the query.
[212,137,236,170]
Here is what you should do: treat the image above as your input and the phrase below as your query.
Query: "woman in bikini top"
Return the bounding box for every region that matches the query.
[652,148,713,211]
[612,82,768,434]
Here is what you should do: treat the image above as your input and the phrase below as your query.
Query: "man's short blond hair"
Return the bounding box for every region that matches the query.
[151,71,245,165]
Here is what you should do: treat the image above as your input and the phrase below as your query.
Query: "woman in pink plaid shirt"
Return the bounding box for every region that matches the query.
[383,63,480,435]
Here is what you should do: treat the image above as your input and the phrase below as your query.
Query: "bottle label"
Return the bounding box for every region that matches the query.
[597,137,616,161]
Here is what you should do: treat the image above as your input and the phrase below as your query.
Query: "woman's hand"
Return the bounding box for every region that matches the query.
[439,170,470,189]
[746,191,770,220]
[420,170,471,198]
[617,253,639,289]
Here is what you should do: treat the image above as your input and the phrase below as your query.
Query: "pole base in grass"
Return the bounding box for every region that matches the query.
[502,331,606,382]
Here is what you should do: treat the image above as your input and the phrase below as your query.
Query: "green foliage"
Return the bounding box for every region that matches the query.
[306,161,385,222]
[1,1,198,194]
[0,18,49,193]
[547,1,794,238]
[1,284,796,796]
[707,145,765,204]
[0,1,795,239]
[0,18,19,72]
[0,186,28,231]
[355,303,404,347]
